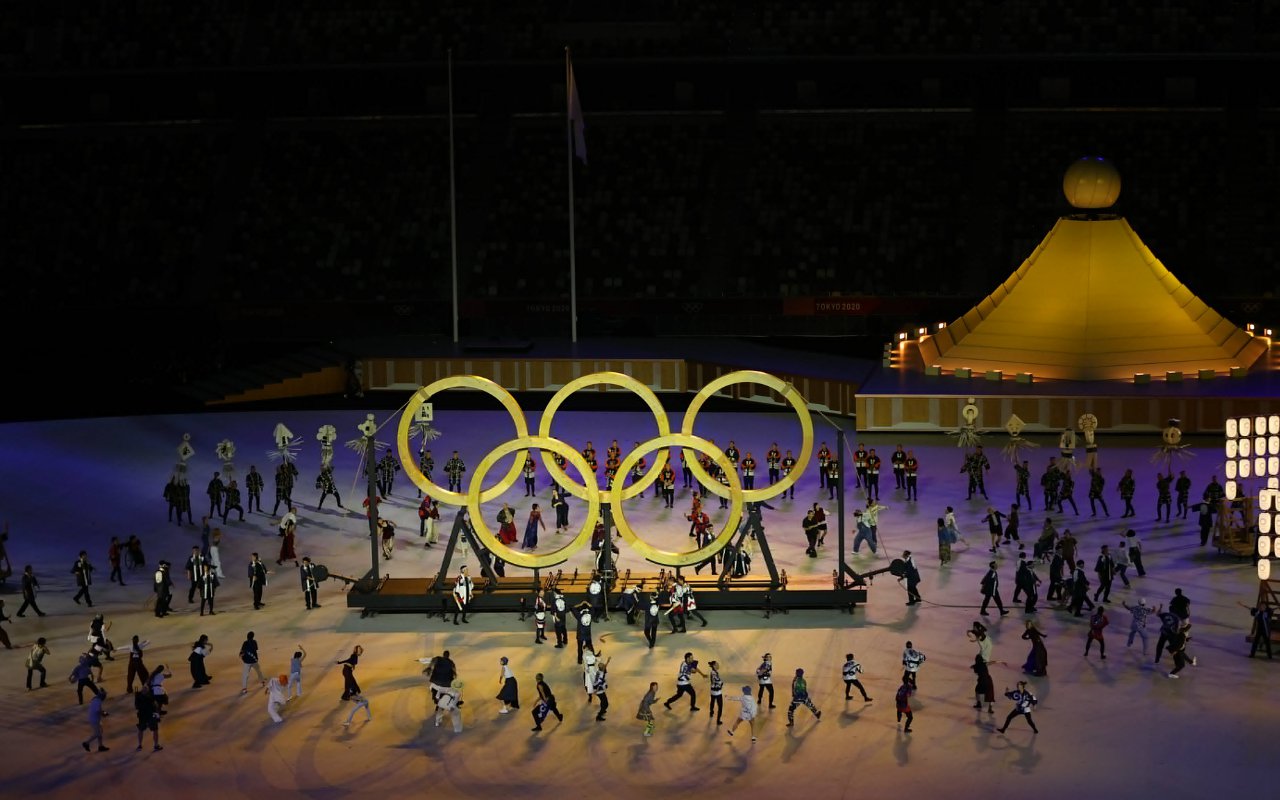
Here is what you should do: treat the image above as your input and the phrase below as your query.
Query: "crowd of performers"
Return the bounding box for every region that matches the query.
[2,432,1276,758]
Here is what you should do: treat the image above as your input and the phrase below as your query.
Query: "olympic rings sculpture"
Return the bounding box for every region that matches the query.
[398,370,814,569]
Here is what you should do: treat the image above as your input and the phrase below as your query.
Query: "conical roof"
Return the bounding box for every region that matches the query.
[922,216,1267,380]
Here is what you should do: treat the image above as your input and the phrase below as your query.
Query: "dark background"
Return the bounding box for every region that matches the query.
[2,1,1277,419]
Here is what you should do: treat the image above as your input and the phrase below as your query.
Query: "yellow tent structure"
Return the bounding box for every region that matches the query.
[921,215,1268,381]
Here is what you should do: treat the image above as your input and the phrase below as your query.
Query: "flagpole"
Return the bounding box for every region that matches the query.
[448,49,460,344]
[565,46,578,343]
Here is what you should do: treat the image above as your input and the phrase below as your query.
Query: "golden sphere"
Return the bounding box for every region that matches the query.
[1063,157,1121,209]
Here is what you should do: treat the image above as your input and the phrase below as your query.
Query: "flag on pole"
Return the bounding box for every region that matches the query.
[568,60,587,165]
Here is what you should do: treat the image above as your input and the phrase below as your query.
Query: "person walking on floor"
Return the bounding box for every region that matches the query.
[1118,468,1137,518]
[18,565,46,617]
[82,687,109,752]
[593,656,611,722]
[71,551,95,607]
[1093,545,1117,603]
[287,645,307,698]
[664,652,704,712]
[300,557,319,610]
[895,680,915,733]
[972,654,996,714]
[637,682,659,737]
[1085,605,1109,660]
[785,668,821,727]
[531,672,565,732]
[725,685,759,741]
[1068,560,1094,617]
[344,692,373,727]
[843,653,872,701]
[496,656,519,715]
[902,551,923,605]
[239,632,266,695]
[266,674,289,723]
[125,636,149,694]
[189,635,213,689]
[980,562,1009,617]
[706,660,724,725]
[997,681,1039,734]
[1126,529,1146,576]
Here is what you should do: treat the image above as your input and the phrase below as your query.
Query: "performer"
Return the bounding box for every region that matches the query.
[222,480,245,522]
[444,451,466,493]
[997,681,1039,734]
[533,591,548,644]
[522,456,537,497]
[901,641,926,689]
[378,518,396,560]
[637,682,659,737]
[1126,529,1146,576]
[964,446,991,500]
[816,442,831,489]
[972,654,996,714]
[152,561,172,618]
[125,635,150,694]
[842,653,872,701]
[189,634,213,689]
[864,449,881,501]
[756,653,775,708]
[164,477,182,524]
[853,443,868,488]
[1087,468,1109,517]
[1068,560,1094,617]
[550,452,567,492]
[552,588,569,647]
[248,553,268,609]
[1014,460,1032,509]
[740,452,757,491]
[375,450,400,497]
[434,682,463,732]
[184,545,206,604]
[1040,458,1061,511]
[265,674,288,723]
[175,479,194,525]
[299,557,319,610]
[551,487,570,533]
[982,507,1005,553]
[780,449,797,499]
[521,504,545,550]
[979,561,1008,616]
[1021,621,1049,677]
[311,466,340,511]
[901,551,922,605]
[495,656,519,714]
[288,645,307,698]
[206,472,225,520]
[1174,470,1192,519]
[725,685,759,741]
[592,655,612,722]
[245,466,264,513]
[1085,605,1109,660]
[277,517,297,567]
[785,668,821,727]
[1017,557,1041,613]
[572,601,596,665]
[72,551,95,607]
[766,443,782,486]
[643,592,661,648]
[417,449,435,495]
[890,444,907,490]
[657,460,676,507]
[1155,472,1173,523]
[826,459,842,500]
[663,652,704,712]
[1058,470,1079,515]
[904,451,919,501]
[452,566,473,625]
[1117,468,1136,518]
[628,450,648,498]
[530,672,564,731]
[1093,545,1117,603]
[337,645,363,700]
[802,507,821,558]
[1166,622,1197,679]
[1123,598,1157,655]
[198,562,219,616]
[895,680,915,733]
[272,462,298,517]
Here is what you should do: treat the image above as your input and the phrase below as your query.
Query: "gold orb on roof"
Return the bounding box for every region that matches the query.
[1063,157,1121,209]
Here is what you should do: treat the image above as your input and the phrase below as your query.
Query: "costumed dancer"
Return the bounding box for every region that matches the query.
[452,566,473,625]
[495,656,519,714]
[997,681,1039,734]
[725,685,759,741]
[785,668,820,727]
[1022,621,1048,676]
[972,654,995,714]
[315,466,343,510]
[245,466,264,513]
[266,674,288,723]
[842,653,872,701]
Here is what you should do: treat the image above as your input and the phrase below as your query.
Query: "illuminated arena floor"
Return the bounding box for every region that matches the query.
[0,407,1271,799]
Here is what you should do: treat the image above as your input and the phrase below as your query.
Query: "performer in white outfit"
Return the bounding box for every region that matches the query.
[266,674,288,723]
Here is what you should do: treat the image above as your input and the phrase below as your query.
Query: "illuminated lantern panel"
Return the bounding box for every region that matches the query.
[1271,435,1280,455]
[1270,415,1280,435]
[1225,480,1237,500]
[1256,437,1267,457]
[1240,460,1251,478]
[1261,534,1273,557]
[1225,461,1237,479]
[1261,515,1273,535]
[1241,417,1253,437]
[1257,457,1268,477]
[1227,419,1239,438]
[1270,457,1280,477]
[1262,559,1272,581]
[1256,416,1267,433]
[1262,489,1277,511]
[1241,439,1252,458]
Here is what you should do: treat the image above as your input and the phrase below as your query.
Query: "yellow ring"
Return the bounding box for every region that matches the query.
[466,437,600,570]
[611,433,743,568]
[398,375,529,505]
[537,371,671,501]
[681,370,814,503]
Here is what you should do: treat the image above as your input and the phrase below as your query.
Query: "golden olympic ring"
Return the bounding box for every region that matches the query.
[537,371,671,501]
[611,434,743,568]
[398,375,529,505]
[681,370,814,503]
[466,437,601,570]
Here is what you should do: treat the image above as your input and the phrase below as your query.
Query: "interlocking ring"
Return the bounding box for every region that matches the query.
[466,437,601,570]
[398,375,529,505]
[611,434,743,568]
[395,369,814,569]
[681,370,814,502]
[537,372,671,501]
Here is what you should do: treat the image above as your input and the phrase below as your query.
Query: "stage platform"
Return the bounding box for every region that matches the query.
[343,571,870,616]
[856,338,1279,433]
